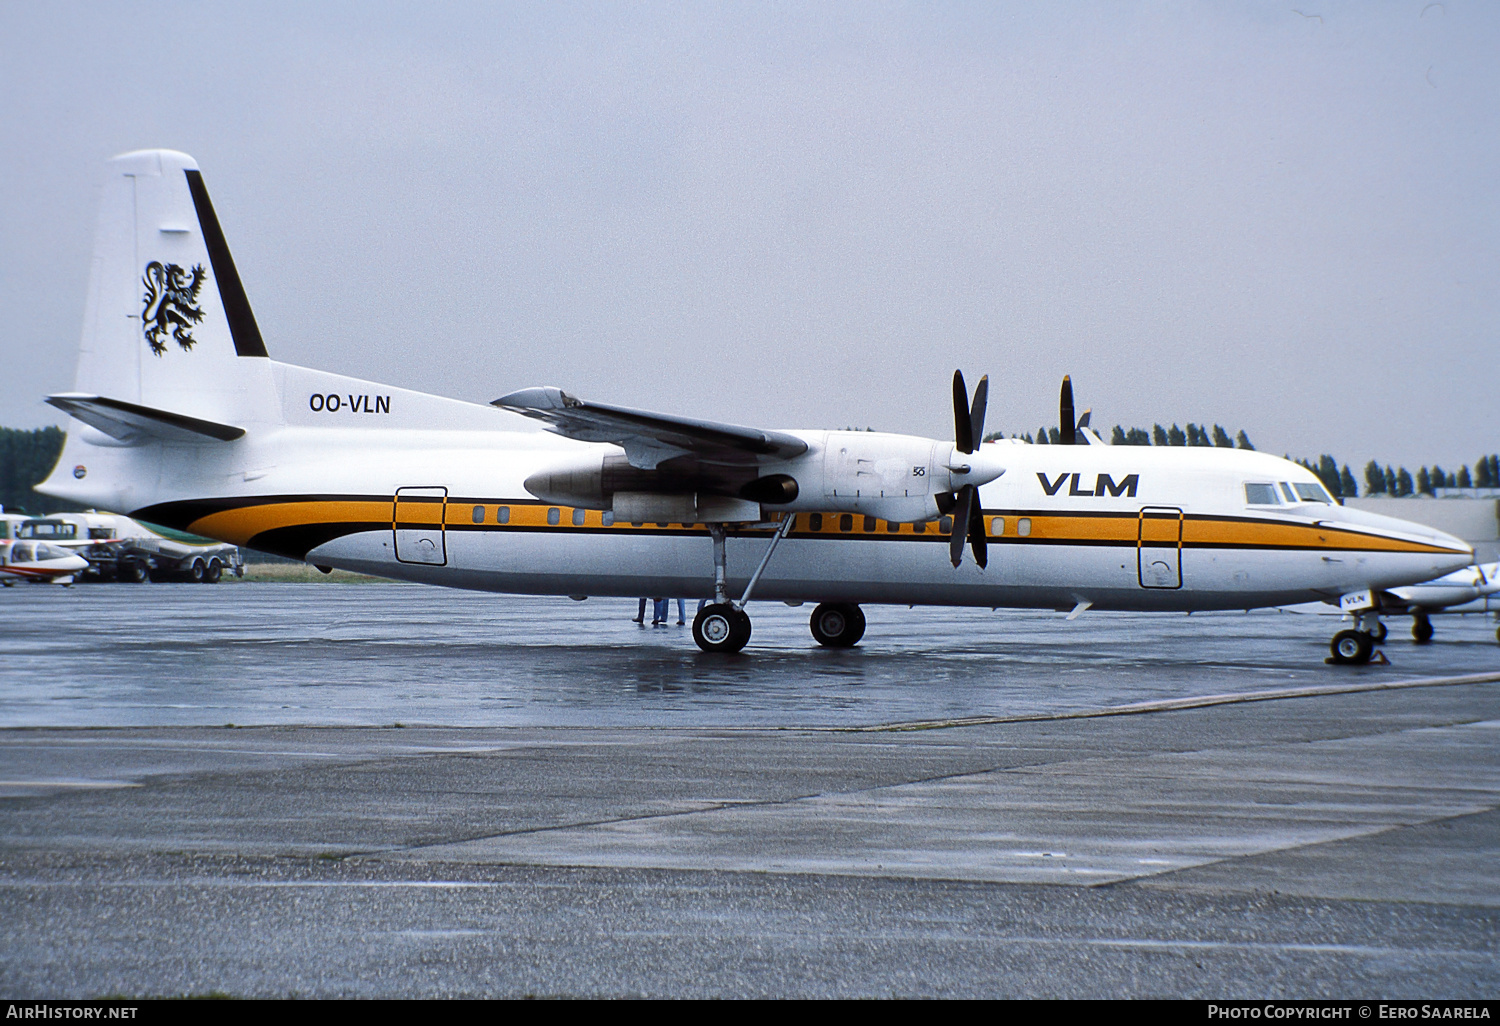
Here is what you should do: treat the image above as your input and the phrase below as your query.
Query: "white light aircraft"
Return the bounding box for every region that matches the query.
[36,151,1473,661]
[0,539,89,586]
[1386,562,1499,644]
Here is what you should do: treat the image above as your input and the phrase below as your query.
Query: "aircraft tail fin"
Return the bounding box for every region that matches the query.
[68,149,276,429]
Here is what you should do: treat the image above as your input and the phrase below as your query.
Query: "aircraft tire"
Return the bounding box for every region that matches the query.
[204,559,223,584]
[188,558,207,583]
[810,602,866,648]
[1412,614,1434,644]
[693,603,751,654]
[1330,629,1373,665]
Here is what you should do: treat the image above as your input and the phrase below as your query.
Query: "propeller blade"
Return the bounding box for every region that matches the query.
[949,484,975,567]
[968,495,988,569]
[969,375,988,449]
[1058,375,1075,445]
[953,370,973,454]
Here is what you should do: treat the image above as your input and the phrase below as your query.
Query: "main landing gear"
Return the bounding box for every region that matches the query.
[809,602,866,648]
[1329,611,1386,665]
[692,518,795,654]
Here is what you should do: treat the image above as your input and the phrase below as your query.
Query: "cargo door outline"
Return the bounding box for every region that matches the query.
[393,487,447,565]
[1137,506,1183,589]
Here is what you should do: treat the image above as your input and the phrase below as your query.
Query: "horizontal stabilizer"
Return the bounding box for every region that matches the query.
[46,393,245,443]
[493,386,807,470]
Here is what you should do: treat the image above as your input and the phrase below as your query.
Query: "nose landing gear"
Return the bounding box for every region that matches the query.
[1329,611,1386,665]
[1330,629,1374,665]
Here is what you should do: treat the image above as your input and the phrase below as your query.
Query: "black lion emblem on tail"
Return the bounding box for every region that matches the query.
[142,261,206,355]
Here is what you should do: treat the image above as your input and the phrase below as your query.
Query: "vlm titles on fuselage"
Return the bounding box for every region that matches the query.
[36,150,1472,660]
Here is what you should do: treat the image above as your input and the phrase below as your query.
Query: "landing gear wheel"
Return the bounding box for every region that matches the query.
[809,602,866,648]
[1365,621,1388,643]
[1330,629,1374,665]
[204,558,223,584]
[693,603,751,654]
[1412,614,1434,644]
[188,558,207,583]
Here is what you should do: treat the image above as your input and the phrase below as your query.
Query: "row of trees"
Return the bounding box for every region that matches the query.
[0,427,80,515]
[1360,455,1500,497]
[999,423,1257,448]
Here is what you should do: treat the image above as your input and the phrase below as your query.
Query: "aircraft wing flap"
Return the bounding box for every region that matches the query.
[46,393,245,444]
[493,386,807,469]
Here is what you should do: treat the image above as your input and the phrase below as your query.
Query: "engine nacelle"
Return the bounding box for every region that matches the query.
[761,432,1004,523]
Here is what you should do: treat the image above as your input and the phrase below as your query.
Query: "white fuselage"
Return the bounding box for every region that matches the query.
[39,374,1474,613]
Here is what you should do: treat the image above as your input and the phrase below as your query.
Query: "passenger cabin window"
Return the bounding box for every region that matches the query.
[496,506,510,524]
[547,507,560,526]
[809,513,823,531]
[572,508,586,526]
[1244,483,1280,505]
[863,516,876,532]
[19,521,75,539]
[1017,517,1031,537]
[471,505,485,524]
[601,511,614,526]
[1293,482,1334,504]
[991,517,1005,536]
[938,516,953,534]
[839,514,853,532]
[887,520,900,533]
[914,521,926,534]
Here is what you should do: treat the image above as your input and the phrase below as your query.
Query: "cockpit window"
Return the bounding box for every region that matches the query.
[1278,482,1297,503]
[1244,483,1280,505]
[1293,482,1334,504]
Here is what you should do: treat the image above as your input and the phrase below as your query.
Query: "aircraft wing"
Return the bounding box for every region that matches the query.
[492,386,808,470]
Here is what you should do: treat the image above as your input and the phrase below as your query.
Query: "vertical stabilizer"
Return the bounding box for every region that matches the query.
[71,149,276,427]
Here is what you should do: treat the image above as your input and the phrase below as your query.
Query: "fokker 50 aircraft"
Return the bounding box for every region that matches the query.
[36,151,1473,662]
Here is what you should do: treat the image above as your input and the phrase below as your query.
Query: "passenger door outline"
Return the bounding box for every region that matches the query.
[1137,506,1183,589]
[393,487,447,566]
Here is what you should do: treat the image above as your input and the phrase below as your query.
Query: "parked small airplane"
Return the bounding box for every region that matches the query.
[0,539,89,585]
[1390,562,1500,643]
[35,151,1473,660]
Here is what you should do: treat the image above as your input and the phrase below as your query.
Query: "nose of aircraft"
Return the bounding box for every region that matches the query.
[1326,503,1473,577]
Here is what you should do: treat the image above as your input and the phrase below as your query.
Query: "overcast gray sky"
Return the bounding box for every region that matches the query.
[2,1,1495,471]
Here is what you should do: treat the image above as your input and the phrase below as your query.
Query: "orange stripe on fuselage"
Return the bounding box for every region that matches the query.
[189,500,391,545]
[182,498,1464,556]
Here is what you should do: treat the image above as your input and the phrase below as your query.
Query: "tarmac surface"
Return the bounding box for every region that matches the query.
[1,583,1497,997]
